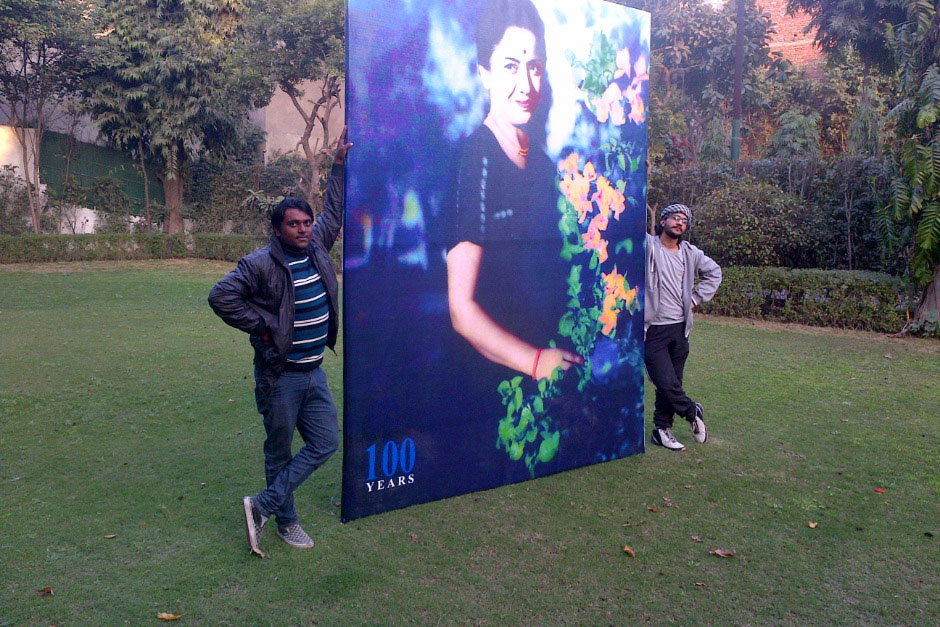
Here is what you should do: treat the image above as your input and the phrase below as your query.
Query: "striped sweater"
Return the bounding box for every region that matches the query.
[284,251,330,369]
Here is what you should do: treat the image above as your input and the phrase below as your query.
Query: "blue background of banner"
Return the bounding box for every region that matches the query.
[342,0,651,521]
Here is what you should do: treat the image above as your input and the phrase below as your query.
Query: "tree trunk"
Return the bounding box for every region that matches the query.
[283,75,342,212]
[139,140,151,232]
[15,130,42,233]
[162,144,186,234]
[912,263,940,324]
[163,174,185,234]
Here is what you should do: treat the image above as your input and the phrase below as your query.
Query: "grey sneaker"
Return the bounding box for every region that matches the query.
[651,428,685,451]
[242,496,268,556]
[690,402,707,443]
[277,523,315,549]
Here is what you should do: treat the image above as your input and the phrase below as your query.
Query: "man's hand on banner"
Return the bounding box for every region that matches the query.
[333,126,353,165]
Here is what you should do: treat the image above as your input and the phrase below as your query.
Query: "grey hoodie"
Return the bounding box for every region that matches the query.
[644,233,722,337]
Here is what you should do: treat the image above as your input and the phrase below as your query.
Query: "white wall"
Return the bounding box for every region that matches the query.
[0,125,38,182]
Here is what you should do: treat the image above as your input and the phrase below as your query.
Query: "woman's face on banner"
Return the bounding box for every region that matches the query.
[479,26,544,127]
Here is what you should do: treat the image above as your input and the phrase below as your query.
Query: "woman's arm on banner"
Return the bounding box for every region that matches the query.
[447,241,582,379]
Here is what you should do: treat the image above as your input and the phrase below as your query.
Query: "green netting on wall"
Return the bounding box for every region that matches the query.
[39,132,164,211]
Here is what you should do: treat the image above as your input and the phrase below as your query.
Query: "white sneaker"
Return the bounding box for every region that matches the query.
[651,428,685,451]
[242,496,268,555]
[690,402,707,443]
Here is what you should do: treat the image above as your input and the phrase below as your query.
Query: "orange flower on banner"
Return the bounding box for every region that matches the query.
[624,286,638,307]
[558,152,580,175]
[582,221,609,263]
[624,54,649,125]
[633,54,649,83]
[589,210,609,233]
[600,293,621,336]
[593,177,626,220]
[614,48,632,79]
[627,92,646,125]
[610,99,626,126]
[560,170,594,223]
[602,266,630,301]
[583,161,598,181]
[591,82,623,125]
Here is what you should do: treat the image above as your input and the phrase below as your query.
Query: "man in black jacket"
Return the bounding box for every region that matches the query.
[209,130,351,555]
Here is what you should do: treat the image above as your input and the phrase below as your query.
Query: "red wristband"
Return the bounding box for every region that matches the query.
[532,348,542,380]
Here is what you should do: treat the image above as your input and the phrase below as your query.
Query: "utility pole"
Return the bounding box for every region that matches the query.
[731,0,744,162]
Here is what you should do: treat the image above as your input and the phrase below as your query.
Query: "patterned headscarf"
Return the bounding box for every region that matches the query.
[660,203,693,226]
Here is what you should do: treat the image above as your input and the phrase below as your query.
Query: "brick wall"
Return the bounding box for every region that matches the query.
[757,0,825,74]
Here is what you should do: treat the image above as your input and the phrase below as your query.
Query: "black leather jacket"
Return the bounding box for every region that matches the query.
[208,164,344,376]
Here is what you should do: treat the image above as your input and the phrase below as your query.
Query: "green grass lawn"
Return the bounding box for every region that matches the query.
[1,260,938,625]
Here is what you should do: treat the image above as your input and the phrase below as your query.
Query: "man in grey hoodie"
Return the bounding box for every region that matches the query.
[644,203,722,451]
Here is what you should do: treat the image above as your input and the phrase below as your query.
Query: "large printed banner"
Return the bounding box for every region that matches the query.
[342,0,650,521]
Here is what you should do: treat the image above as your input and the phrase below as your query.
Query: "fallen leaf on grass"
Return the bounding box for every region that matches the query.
[710,549,736,558]
[693,582,707,587]
[227,398,234,403]
[36,587,53,595]
[691,535,704,543]
[622,522,632,527]
[623,545,636,557]
[683,485,695,490]
[104,534,117,539]
[662,497,673,507]
[883,354,894,359]
[647,506,659,513]
[410,533,418,542]
[874,488,886,494]
[157,612,182,621]
[808,522,818,529]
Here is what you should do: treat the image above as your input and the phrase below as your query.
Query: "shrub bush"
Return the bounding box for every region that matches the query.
[692,175,827,268]
[0,233,344,274]
[0,166,32,236]
[699,266,918,333]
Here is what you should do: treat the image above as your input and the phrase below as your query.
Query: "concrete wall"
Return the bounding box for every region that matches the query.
[254,80,346,161]
[0,125,38,182]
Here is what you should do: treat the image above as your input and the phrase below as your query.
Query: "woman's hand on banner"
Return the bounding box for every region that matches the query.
[534,347,583,380]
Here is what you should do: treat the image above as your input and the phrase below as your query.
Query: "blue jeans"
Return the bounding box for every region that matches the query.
[253,367,339,527]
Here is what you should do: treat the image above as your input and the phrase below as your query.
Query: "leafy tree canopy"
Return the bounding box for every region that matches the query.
[84,0,269,232]
[244,0,345,208]
[0,0,90,232]
[786,0,907,72]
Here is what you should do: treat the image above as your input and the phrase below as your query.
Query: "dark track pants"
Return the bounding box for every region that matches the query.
[644,322,695,430]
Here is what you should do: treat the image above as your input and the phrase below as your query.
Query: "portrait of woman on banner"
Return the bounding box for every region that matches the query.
[447,0,582,392]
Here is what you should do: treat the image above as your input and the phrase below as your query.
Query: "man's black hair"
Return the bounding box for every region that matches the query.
[271,196,314,230]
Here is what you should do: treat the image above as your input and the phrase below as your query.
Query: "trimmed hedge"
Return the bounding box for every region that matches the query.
[0,236,914,332]
[699,266,919,333]
[0,233,344,274]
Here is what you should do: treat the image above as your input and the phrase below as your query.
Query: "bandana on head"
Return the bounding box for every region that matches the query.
[660,203,692,226]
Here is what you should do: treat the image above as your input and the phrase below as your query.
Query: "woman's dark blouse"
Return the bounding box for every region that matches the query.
[448,126,572,357]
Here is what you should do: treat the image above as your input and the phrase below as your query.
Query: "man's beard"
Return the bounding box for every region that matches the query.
[663,226,685,242]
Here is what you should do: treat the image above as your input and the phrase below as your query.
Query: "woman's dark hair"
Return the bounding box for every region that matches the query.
[476,0,546,69]
[271,196,314,229]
